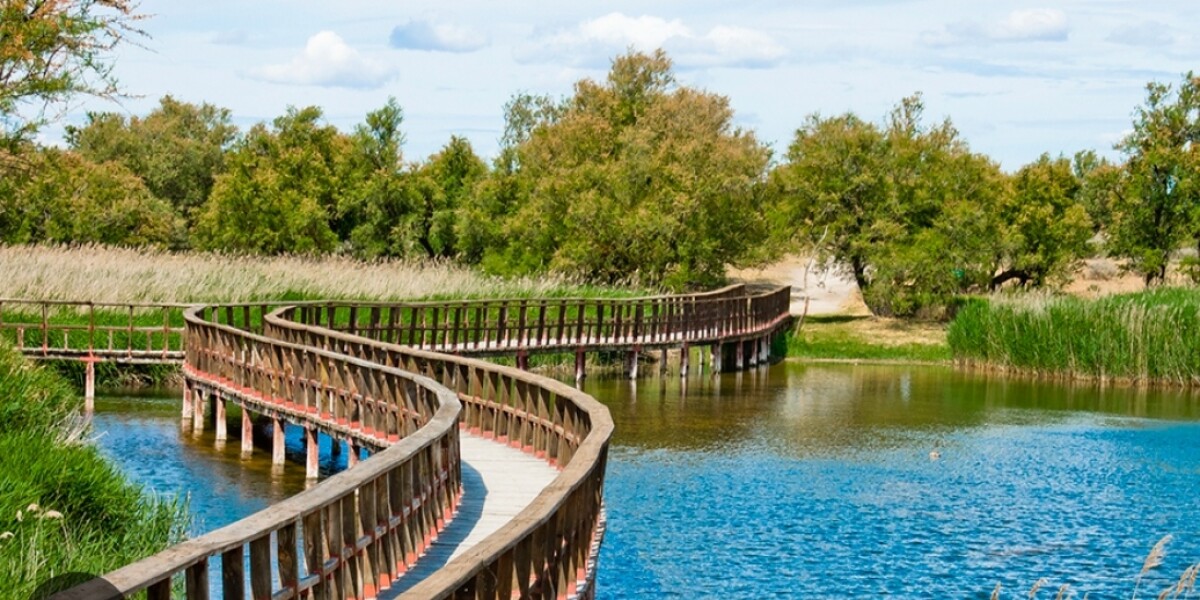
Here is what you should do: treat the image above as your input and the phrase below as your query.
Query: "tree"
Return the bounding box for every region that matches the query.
[770,95,1005,317]
[992,154,1093,288]
[403,136,486,259]
[193,106,349,254]
[343,98,408,257]
[0,147,174,245]
[493,50,771,289]
[1110,72,1200,285]
[66,96,237,230]
[0,0,144,149]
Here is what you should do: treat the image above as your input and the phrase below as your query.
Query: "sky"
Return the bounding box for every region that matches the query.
[47,0,1200,171]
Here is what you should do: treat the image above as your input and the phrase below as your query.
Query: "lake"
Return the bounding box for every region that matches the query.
[92,363,1200,599]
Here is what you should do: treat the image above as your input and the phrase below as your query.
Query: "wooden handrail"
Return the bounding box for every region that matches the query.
[49,283,792,599]
[265,308,614,599]
[54,307,464,600]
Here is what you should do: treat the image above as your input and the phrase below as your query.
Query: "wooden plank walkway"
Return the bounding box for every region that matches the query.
[381,433,558,597]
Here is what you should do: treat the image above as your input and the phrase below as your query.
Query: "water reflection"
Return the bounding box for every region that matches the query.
[582,363,1200,599]
[92,393,314,535]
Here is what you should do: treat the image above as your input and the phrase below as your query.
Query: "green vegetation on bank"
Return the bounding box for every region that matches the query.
[786,316,951,362]
[0,342,185,596]
[948,288,1200,385]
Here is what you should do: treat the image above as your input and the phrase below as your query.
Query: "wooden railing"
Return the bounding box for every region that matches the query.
[56,306,464,600]
[266,308,612,599]
[51,283,791,599]
[288,285,791,355]
[0,299,188,362]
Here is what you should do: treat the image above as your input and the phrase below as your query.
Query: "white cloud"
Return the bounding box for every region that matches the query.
[516,13,786,69]
[390,20,488,53]
[1106,21,1173,47]
[251,31,395,89]
[921,9,1068,46]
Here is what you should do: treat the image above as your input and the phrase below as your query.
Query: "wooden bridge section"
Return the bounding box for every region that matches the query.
[34,285,791,600]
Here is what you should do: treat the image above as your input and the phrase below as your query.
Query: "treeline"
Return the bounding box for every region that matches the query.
[1,49,1197,311]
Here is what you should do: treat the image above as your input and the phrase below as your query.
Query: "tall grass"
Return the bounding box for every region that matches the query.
[0,343,186,596]
[0,244,647,303]
[948,288,1200,385]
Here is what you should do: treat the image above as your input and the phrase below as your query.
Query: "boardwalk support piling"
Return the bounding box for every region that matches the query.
[192,389,206,433]
[83,359,95,412]
[680,343,690,377]
[305,427,318,479]
[272,417,285,466]
[627,348,639,379]
[241,407,253,457]
[215,395,227,441]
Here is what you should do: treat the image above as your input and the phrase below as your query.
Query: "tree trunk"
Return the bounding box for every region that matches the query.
[990,269,1030,291]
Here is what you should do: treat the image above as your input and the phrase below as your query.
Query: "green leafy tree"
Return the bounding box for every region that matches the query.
[403,136,486,259]
[1072,149,1125,234]
[457,93,556,266]
[343,98,408,257]
[194,106,349,254]
[992,154,1093,288]
[66,96,237,230]
[494,50,771,289]
[0,148,174,245]
[1110,72,1200,285]
[0,0,144,152]
[770,95,1005,317]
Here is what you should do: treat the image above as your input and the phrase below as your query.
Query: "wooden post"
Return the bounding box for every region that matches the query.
[272,417,285,466]
[574,348,586,384]
[181,379,193,424]
[516,350,529,371]
[193,389,206,433]
[736,340,745,370]
[305,427,319,479]
[710,343,723,373]
[241,407,253,457]
[84,359,96,413]
[215,395,227,441]
[680,343,690,377]
[347,439,359,468]
[627,348,639,379]
[660,348,668,374]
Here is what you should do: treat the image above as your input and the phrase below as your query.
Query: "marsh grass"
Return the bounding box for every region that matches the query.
[0,244,647,303]
[0,343,186,596]
[948,288,1200,386]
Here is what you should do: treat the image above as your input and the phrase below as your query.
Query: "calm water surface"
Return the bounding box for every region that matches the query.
[92,364,1200,599]
[585,363,1200,599]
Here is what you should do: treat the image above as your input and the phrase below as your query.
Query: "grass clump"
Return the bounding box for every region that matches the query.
[947,287,1200,385]
[0,342,185,596]
[786,315,951,362]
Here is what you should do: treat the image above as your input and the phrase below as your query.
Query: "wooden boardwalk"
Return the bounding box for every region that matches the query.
[40,286,789,600]
[381,433,558,597]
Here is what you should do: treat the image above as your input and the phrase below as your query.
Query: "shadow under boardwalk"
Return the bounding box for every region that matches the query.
[381,434,558,597]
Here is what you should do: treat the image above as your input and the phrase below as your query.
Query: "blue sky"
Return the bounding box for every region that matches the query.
[52,1,1199,170]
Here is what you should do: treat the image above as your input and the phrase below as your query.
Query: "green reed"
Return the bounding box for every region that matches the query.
[948,287,1200,385]
[0,343,186,597]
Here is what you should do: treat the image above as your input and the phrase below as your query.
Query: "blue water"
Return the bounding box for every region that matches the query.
[90,364,1200,599]
[585,364,1200,599]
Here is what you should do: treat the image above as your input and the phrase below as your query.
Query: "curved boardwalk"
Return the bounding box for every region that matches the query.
[14,285,791,600]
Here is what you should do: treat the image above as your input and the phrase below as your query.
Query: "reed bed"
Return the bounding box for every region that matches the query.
[0,343,185,596]
[948,288,1200,386]
[0,244,641,304]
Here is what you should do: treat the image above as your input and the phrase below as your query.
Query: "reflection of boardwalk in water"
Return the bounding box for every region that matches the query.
[382,434,558,597]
